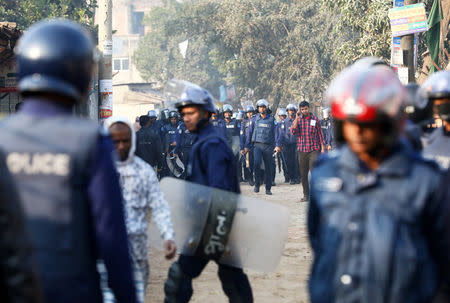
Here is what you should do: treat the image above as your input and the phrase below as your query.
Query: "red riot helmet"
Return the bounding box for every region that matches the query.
[326,64,406,146]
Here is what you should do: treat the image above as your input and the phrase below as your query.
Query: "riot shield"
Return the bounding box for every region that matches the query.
[231,136,241,155]
[150,177,290,272]
[166,154,185,178]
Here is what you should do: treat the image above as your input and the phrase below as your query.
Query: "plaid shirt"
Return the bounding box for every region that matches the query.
[290,114,325,152]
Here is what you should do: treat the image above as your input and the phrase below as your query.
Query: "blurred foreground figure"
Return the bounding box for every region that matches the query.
[164,81,253,303]
[420,70,450,170]
[0,150,43,302]
[308,64,450,303]
[0,20,136,303]
[102,116,176,302]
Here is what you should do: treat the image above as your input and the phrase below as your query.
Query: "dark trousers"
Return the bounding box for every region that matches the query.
[284,144,299,182]
[253,143,274,190]
[243,148,254,182]
[298,150,320,198]
[176,254,253,302]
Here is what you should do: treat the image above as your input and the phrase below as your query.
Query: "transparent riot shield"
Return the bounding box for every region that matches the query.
[150,177,290,272]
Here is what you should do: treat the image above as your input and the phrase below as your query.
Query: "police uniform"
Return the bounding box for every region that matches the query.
[246,113,280,193]
[423,127,450,170]
[283,116,300,183]
[210,117,227,138]
[2,20,137,303]
[240,117,254,184]
[174,122,197,177]
[320,118,335,150]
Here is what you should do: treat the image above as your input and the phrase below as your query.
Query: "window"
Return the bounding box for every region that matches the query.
[113,59,121,71]
[113,58,130,71]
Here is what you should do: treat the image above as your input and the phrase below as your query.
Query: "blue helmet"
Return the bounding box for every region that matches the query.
[419,70,450,121]
[286,103,297,111]
[277,108,287,117]
[245,105,255,113]
[223,104,233,113]
[256,99,269,108]
[169,110,179,119]
[173,80,215,113]
[15,19,95,103]
[148,110,157,118]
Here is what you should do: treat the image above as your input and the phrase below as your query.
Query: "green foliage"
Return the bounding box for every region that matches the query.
[0,0,97,29]
[321,0,392,66]
[136,0,339,107]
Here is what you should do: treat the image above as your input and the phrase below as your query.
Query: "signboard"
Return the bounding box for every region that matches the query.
[388,3,428,37]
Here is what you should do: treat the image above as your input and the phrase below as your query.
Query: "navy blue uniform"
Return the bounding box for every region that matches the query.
[210,117,227,138]
[174,122,197,177]
[283,116,300,183]
[245,113,281,191]
[176,124,253,302]
[308,143,450,303]
[0,99,136,303]
[240,118,254,184]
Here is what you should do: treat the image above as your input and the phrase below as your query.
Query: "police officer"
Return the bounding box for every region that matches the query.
[174,121,197,178]
[245,99,281,195]
[276,108,289,182]
[164,81,253,303]
[210,105,226,138]
[136,115,164,174]
[240,105,256,186]
[0,20,136,303]
[284,104,300,184]
[420,70,450,170]
[0,149,43,302]
[161,111,181,177]
[308,64,450,303]
[320,107,335,151]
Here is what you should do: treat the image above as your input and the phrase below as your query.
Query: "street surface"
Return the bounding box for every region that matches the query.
[146,172,312,302]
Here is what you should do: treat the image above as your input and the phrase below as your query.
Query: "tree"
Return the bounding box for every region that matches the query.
[135,0,340,110]
[134,1,224,98]
[0,0,97,29]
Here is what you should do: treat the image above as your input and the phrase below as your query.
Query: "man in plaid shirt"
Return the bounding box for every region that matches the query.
[290,101,325,202]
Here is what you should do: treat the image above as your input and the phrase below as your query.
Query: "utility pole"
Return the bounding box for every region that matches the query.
[97,0,113,122]
[401,0,417,83]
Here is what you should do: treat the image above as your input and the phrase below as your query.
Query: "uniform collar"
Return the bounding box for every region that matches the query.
[338,143,411,176]
[196,123,215,141]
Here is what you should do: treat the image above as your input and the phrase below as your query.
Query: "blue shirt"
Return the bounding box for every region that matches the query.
[186,123,240,194]
[20,99,137,303]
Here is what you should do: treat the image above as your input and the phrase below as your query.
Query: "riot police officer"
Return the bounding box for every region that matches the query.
[308,61,450,303]
[164,81,253,303]
[285,103,300,184]
[210,105,226,138]
[245,99,281,195]
[223,104,241,180]
[419,70,450,170]
[174,121,197,178]
[320,107,335,151]
[276,108,289,182]
[0,19,136,303]
[240,105,256,186]
[162,111,182,177]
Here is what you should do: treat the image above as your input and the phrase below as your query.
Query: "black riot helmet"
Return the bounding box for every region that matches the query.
[15,19,95,103]
[419,70,450,122]
[169,110,179,119]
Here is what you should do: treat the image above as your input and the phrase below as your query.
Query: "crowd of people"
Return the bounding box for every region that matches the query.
[0,17,450,303]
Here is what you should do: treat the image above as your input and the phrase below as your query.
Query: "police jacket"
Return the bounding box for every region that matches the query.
[245,114,281,148]
[0,99,137,303]
[174,123,197,154]
[283,117,297,145]
[187,124,240,194]
[308,143,450,303]
[136,126,163,168]
[423,127,450,170]
[163,122,180,151]
[0,149,43,303]
[320,118,335,148]
[210,118,227,138]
